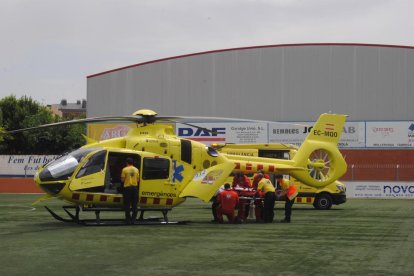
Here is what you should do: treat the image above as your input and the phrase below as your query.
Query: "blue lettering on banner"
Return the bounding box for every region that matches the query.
[178,127,226,137]
[172,160,184,183]
[383,185,414,197]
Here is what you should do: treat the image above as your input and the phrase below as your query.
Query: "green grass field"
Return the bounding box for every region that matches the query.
[1,194,413,276]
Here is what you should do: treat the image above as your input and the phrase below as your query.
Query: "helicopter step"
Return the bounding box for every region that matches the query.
[45,205,189,226]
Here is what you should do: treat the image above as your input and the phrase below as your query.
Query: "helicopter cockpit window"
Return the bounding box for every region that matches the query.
[76,150,107,178]
[39,148,102,181]
[142,158,169,180]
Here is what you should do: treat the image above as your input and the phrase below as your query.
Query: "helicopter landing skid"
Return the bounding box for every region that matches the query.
[44,206,190,226]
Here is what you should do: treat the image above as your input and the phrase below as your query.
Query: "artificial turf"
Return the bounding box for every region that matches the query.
[0,194,413,275]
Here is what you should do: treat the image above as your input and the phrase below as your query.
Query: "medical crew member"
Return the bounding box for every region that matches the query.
[276,175,298,223]
[216,183,239,223]
[211,185,225,222]
[257,173,276,223]
[232,172,251,189]
[121,157,140,224]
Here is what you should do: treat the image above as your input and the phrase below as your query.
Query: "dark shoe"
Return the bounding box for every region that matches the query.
[280,219,291,223]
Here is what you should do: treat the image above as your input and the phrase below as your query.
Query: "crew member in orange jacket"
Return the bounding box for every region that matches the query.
[276,175,298,223]
[217,183,239,223]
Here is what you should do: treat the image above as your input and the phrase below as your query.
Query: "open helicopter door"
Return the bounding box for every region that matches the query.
[103,151,141,194]
[179,162,235,202]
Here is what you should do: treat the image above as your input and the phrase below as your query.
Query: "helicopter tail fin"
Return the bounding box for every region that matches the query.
[290,113,348,188]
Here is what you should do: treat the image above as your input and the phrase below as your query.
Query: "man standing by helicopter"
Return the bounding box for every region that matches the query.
[121,158,140,225]
[275,175,298,223]
[257,172,276,223]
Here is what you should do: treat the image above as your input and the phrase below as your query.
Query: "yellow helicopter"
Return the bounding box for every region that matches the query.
[7,109,347,225]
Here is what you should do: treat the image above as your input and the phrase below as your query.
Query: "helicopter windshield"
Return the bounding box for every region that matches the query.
[39,148,102,181]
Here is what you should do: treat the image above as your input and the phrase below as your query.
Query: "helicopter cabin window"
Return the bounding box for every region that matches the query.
[258,150,290,160]
[142,157,169,180]
[39,147,101,181]
[76,150,107,178]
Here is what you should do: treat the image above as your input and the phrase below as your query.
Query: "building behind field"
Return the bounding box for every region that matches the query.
[86,43,414,180]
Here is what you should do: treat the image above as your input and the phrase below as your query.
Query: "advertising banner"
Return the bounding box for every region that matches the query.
[176,122,268,145]
[366,121,414,148]
[87,123,135,141]
[268,121,366,148]
[0,155,59,177]
[86,121,413,148]
[346,181,414,199]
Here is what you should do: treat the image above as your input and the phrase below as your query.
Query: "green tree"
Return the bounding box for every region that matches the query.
[0,95,86,154]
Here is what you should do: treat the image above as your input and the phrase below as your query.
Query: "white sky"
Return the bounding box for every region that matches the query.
[0,0,413,105]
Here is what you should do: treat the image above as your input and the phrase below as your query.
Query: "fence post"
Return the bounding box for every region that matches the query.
[396,164,400,181]
[351,164,355,180]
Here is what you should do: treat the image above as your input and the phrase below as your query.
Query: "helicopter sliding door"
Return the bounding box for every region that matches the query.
[139,156,175,207]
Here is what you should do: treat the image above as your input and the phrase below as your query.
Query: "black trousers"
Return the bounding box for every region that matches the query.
[284,197,294,221]
[263,192,276,223]
[123,186,138,221]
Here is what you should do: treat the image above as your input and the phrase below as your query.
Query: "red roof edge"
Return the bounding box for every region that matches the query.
[87,43,414,78]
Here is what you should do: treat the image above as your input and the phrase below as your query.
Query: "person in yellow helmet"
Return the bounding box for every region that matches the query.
[275,175,298,223]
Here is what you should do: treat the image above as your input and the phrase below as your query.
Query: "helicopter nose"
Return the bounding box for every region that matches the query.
[35,176,66,196]
[37,182,66,195]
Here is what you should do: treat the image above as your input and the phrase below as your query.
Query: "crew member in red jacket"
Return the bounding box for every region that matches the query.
[216,183,239,223]
[232,172,251,189]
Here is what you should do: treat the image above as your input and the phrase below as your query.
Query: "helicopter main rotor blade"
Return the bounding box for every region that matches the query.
[160,119,221,135]
[5,116,146,134]
[165,115,310,127]
[5,110,311,134]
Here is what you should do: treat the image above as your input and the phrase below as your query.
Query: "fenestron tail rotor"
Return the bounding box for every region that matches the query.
[307,149,331,181]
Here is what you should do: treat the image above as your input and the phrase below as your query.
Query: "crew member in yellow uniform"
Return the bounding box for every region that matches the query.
[276,175,298,223]
[257,172,276,223]
[121,158,140,224]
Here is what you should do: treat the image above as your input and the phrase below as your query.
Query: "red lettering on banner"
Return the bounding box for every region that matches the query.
[269,165,275,172]
[72,194,80,200]
[153,198,160,205]
[100,195,107,202]
[140,197,148,204]
[166,198,173,205]
[257,164,263,171]
[86,194,94,201]
[235,162,240,169]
